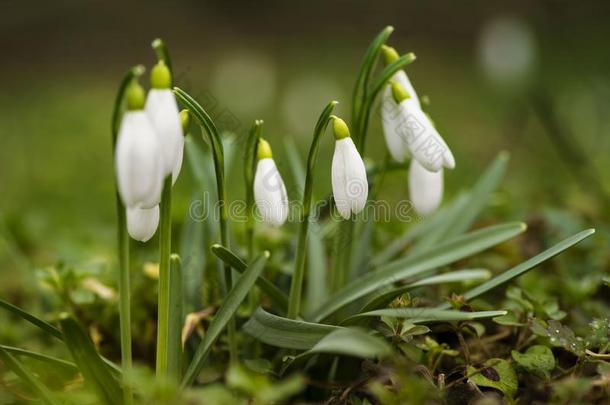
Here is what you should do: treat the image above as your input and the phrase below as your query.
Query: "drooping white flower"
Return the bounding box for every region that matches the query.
[409,159,443,216]
[387,81,455,173]
[145,61,184,184]
[253,139,289,226]
[126,205,160,242]
[379,46,454,172]
[331,117,368,220]
[115,82,164,209]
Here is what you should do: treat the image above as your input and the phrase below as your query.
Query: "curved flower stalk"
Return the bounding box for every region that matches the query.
[254,139,289,226]
[408,159,443,215]
[331,117,368,220]
[126,205,160,242]
[115,80,164,209]
[146,60,184,184]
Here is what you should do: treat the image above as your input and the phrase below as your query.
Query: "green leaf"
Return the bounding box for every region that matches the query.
[285,328,392,373]
[210,244,288,310]
[60,315,122,405]
[361,269,491,313]
[342,308,506,326]
[411,153,509,255]
[0,345,77,372]
[311,222,526,322]
[0,347,60,405]
[512,345,555,379]
[440,228,595,306]
[493,312,524,326]
[243,307,341,350]
[0,298,62,340]
[468,358,518,399]
[182,252,270,388]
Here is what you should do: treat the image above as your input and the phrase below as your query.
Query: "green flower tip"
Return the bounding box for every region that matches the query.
[381,45,400,66]
[390,81,411,104]
[331,116,350,140]
[257,138,273,160]
[126,80,146,110]
[151,60,172,89]
[180,109,191,134]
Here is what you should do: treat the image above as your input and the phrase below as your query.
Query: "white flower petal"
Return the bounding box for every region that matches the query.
[115,111,164,208]
[332,137,368,219]
[393,70,421,108]
[145,89,184,183]
[254,158,289,226]
[127,205,160,242]
[395,101,451,172]
[409,159,443,216]
[381,86,411,163]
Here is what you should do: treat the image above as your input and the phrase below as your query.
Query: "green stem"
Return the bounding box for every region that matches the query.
[111,65,143,405]
[287,101,337,319]
[167,254,183,381]
[172,87,237,362]
[152,38,173,74]
[156,176,173,378]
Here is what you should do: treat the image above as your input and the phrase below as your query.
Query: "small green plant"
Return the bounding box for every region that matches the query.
[0,28,602,404]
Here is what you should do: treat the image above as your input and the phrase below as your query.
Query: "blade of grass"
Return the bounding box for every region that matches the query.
[311,222,526,322]
[182,251,270,388]
[439,228,596,308]
[341,308,507,325]
[0,345,77,373]
[211,244,288,310]
[60,315,122,405]
[0,347,60,405]
[243,307,341,350]
[360,269,491,313]
[0,298,62,340]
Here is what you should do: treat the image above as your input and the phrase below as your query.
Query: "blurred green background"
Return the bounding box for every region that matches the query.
[1,0,610,286]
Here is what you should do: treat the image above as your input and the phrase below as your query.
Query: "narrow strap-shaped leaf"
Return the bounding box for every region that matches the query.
[60,315,122,405]
[0,298,62,340]
[341,308,507,326]
[282,328,392,374]
[167,254,183,381]
[0,347,60,405]
[0,345,77,372]
[311,222,526,322]
[211,244,288,310]
[439,228,596,308]
[182,252,270,388]
[360,269,491,313]
[243,307,341,350]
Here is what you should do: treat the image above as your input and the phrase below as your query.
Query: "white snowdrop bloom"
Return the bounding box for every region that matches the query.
[390,81,455,172]
[253,139,289,226]
[409,159,443,216]
[126,205,160,242]
[145,61,184,184]
[331,117,368,220]
[379,46,454,171]
[115,82,164,209]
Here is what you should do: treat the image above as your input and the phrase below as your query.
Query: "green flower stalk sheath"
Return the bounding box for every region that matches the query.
[111,64,144,405]
[172,87,237,362]
[287,101,337,319]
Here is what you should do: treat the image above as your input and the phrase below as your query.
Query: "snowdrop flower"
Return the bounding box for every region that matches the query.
[380,46,454,172]
[115,81,164,209]
[253,139,289,226]
[409,159,443,216]
[145,61,184,184]
[331,117,368,220]
[126,205,160,242]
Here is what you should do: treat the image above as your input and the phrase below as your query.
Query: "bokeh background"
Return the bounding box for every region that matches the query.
[1,1,610,308]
